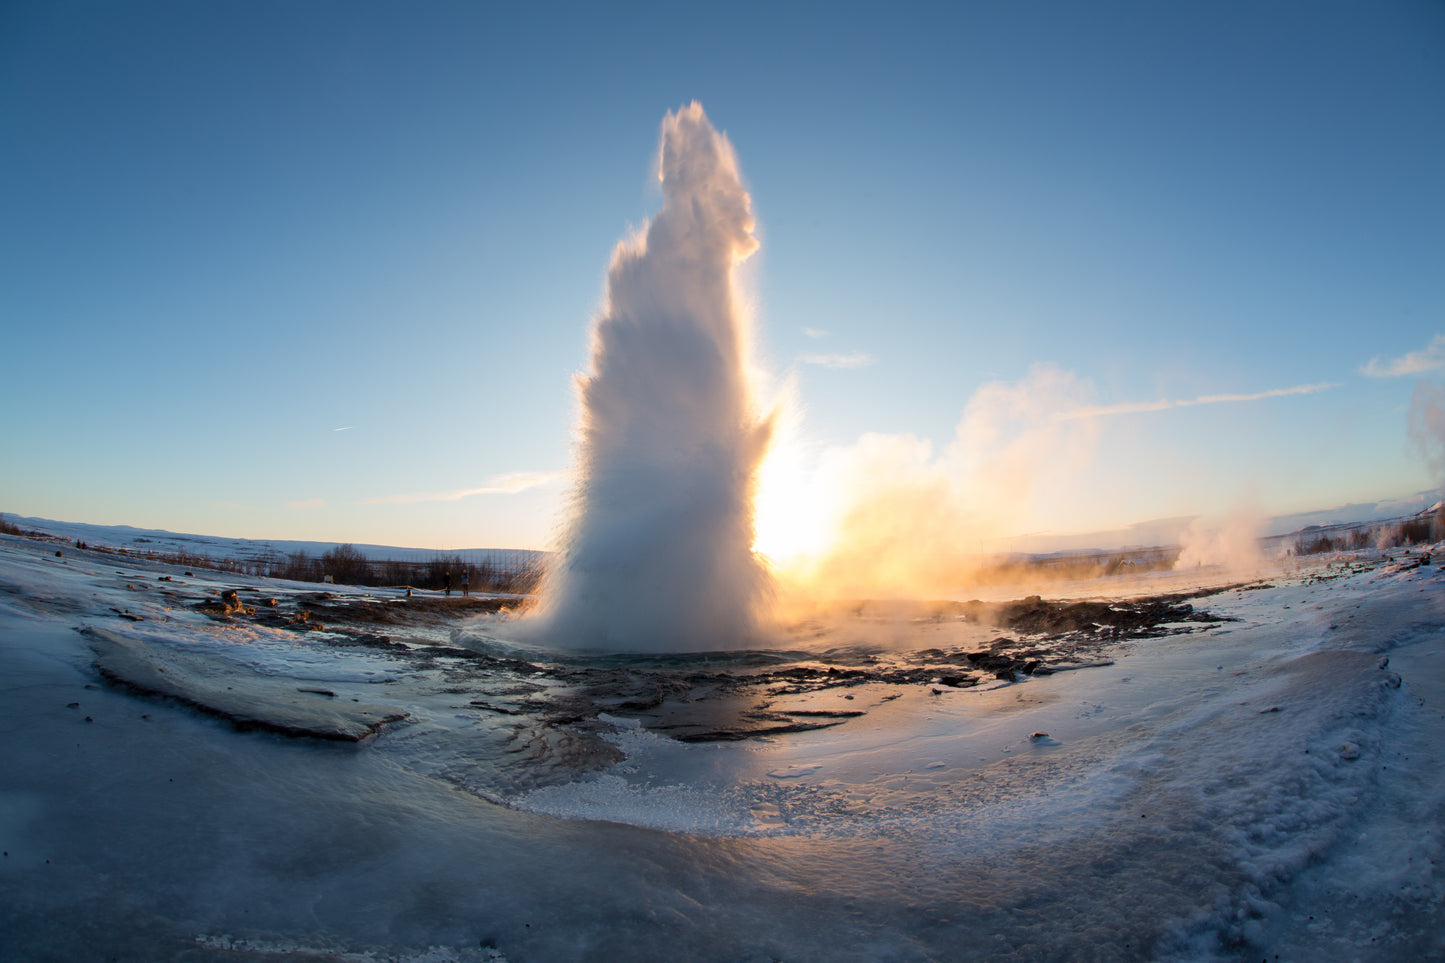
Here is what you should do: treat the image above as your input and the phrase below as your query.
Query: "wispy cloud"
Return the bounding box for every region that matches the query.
[799,351,876,369]
[1059,381,1339,420]
[288,498,325,510]
[363,470,565,505]
[803,327,831,339]
[1362,334,1445,378]
[332,426,354,432]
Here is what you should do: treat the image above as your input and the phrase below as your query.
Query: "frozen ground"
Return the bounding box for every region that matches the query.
[0,532,1441,961]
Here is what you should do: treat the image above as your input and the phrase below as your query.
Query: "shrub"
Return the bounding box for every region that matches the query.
[321,543,371,585]
[1294,535,1342,556]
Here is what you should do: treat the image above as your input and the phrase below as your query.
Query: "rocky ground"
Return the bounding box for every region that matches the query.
[87,565,1254,747]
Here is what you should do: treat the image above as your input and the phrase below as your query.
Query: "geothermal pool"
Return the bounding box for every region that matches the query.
[1,533,1441,961]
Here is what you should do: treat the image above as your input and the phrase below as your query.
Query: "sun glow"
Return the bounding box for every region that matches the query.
[752,427,835,568]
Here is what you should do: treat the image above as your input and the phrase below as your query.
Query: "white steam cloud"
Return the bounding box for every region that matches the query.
[773,363,1099,598]
[1174,504,1265,572]
[1409,379,1445,491]
[765,365,1319,598]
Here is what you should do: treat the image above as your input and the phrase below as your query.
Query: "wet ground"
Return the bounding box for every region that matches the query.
[91,568,1250,752]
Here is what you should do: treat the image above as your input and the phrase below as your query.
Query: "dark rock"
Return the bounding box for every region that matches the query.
[965,651,1024,676]
[196,590,254,618]
[673,719,848,742]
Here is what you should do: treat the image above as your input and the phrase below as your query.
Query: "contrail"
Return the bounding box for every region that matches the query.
[1058,381,1338,420]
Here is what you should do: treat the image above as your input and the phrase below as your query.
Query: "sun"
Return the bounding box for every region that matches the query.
[752,434,834,566]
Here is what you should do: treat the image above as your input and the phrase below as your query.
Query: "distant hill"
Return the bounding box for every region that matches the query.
[980,489,1441,556]
[1260,490,1440,536]
[7,489,1440,568]
[4,516,548,569]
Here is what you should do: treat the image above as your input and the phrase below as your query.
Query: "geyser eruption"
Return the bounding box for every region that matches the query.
[529,103,773,651]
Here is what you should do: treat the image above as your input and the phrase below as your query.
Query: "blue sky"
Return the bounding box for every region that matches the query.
[3,1,1442,550]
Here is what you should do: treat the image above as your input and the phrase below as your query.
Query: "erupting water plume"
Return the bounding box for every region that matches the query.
[527,103,774,651]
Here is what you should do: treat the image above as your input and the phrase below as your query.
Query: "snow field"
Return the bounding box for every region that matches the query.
[0,533,1441,960]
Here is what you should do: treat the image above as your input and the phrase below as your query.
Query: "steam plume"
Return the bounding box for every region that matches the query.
[775,364,1099,599]
[1174,503,1264,571]
[526,104,773,651]
[1409,379,1445,492]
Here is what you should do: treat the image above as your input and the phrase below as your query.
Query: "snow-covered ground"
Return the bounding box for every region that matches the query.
[0,531,1441,961]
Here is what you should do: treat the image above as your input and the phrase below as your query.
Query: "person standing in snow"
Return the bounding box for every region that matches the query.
[461,570,469,596]
[444,572,452,596]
